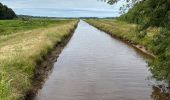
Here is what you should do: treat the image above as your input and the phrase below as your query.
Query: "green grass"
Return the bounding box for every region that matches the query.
[0,19,78,99]
[85,19,159,52]
[0,19,73,36]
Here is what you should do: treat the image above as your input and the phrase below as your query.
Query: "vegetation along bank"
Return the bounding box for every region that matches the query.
[0,19,78,100]
[86,0,170,83]
[85,18,170,83]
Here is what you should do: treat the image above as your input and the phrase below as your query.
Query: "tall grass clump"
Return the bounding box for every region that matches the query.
[0,20,78,99]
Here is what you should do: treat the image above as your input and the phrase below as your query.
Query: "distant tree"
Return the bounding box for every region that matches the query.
[0,2,17,19]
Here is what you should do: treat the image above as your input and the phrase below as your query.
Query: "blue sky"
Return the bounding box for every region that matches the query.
[0,0,123,17]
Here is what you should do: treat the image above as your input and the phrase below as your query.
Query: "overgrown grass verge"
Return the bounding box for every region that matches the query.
[85,19,159,57]
[0,20,78,100]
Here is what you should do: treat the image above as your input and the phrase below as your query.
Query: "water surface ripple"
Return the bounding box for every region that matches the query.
[35,21,156,100]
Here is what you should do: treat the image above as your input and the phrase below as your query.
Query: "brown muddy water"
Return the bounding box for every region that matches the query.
[35,21,166,100]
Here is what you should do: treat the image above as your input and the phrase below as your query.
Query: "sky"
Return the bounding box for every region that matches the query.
[0,0,123,17]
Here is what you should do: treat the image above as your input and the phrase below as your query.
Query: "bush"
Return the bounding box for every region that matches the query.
[149,28,170,82]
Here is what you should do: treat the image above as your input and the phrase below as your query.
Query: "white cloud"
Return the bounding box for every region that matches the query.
[1,0,112,9]
[0,0,123,17]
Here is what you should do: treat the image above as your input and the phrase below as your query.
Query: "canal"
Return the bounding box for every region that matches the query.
[35,20,160,100]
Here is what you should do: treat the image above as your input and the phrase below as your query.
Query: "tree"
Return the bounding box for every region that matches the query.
[0,2,17,19]
[105,0,170,29]
[109,0,170,82]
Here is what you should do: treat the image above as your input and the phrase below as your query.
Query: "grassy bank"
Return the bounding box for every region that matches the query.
[86,19,170,83]
[85,19,159,55]
[0,19,78,99]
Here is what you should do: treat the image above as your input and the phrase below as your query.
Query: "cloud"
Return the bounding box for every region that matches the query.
[1,0,111,9]
[0,0,123,17]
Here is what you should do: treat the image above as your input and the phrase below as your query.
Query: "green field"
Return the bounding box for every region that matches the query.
[0,19,78,99]
[0,19,74,36]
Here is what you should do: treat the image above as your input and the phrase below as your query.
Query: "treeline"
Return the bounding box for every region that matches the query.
[0,2,17,19]
[118,0,170,30]
[117,0,170,82]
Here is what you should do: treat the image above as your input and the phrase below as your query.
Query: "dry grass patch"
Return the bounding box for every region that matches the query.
[0,20,78,100]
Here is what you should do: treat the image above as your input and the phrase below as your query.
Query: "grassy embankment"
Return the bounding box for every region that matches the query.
[0,19,78,99]
[85,19,159,56]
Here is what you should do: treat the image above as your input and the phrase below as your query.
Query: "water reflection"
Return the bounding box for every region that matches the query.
[35,21,170,100]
